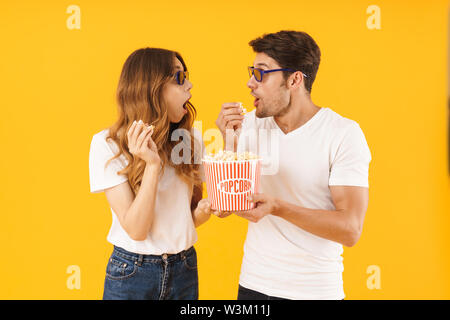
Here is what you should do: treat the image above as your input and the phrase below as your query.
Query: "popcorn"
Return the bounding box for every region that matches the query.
[134,120,155,135]
[202,150,262,211]
[203,150,259,161]
[239,102,247,115]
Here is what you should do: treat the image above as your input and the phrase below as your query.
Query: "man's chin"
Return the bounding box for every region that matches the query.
[255,108,270,118]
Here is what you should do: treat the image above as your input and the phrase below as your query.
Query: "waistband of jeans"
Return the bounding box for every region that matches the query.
[112,245,195,264]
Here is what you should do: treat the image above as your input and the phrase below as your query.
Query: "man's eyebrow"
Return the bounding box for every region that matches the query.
[255,63,270,68]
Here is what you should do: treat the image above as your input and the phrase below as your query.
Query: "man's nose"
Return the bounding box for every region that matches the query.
[247,76,257,90]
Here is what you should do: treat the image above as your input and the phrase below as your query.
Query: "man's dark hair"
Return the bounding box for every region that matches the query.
[249,30,321,93]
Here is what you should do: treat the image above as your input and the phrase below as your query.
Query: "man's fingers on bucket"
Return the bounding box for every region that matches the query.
[214,211,232,218]
[234,211,251,222]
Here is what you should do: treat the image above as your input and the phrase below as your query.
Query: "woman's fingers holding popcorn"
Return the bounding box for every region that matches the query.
[128,120,145,145]
[136,125,154,149]
[194,199,212,215]
[126,121,160,165]
[198,198,210,208]
[146,129,158,153]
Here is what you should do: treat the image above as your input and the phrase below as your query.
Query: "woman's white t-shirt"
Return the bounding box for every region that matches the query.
[237,107,372,300]
[89,128,202,255]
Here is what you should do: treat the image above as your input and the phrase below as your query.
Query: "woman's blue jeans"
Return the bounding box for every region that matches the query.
[102,245,198,300]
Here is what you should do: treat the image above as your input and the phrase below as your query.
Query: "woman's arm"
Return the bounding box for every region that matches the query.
[104,163,160,241]
[192,199,212,227]
[190,183,210,227]
[103,121,161,241]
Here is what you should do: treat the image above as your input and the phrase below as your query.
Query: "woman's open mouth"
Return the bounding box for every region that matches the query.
[254,98,260,107]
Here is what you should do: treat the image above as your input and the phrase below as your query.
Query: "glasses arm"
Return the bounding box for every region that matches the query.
[249,67,308,78]
[262,68,308,78]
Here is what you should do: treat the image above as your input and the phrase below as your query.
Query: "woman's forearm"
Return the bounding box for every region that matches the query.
[122,163,160,240]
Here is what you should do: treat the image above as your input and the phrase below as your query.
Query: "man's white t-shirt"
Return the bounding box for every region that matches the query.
[237,107,372,300]
[89,128,203,255]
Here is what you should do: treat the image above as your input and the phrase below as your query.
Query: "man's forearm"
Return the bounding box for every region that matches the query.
[272,199,361,247]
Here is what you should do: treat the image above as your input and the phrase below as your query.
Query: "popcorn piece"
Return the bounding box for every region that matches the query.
[204,150,259,161]
[148,124,155,135]
[239,102,247,115]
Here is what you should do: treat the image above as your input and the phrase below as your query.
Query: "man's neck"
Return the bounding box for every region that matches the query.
[274,96,321,135]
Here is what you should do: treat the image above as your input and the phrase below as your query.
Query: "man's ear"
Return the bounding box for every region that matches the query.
[288,71,304,89]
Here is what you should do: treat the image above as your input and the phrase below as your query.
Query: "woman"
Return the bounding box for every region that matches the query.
[89,48,223,300]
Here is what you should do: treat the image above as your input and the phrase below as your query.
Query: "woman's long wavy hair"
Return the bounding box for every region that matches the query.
[105,48,202,209]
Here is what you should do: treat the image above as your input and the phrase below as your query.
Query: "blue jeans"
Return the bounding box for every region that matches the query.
[103,245,198,300]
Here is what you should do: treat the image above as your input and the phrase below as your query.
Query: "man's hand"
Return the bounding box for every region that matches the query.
[215,102,245,135]
[215,102,245,151]
[234,193,279,223]
[214,211,234,219]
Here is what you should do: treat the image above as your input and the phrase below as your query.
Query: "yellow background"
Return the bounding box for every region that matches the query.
[1,0,449,299]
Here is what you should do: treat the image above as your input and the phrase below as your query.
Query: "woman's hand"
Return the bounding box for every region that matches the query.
[127,120,160,166]
[193,199,232,227]
[195,199,233,218]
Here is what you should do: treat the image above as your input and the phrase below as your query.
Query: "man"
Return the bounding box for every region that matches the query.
[215,30,372,300]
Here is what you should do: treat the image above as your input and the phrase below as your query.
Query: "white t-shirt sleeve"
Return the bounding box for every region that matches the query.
[329,122,372,188]
[89,133,128,193]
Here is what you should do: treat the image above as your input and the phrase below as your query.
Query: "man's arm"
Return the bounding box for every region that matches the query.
[235,186,369,247]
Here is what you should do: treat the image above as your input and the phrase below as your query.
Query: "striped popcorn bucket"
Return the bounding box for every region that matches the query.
[202,159,262,211]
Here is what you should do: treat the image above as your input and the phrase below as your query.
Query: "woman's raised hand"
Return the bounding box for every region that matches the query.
[127,120,160,166]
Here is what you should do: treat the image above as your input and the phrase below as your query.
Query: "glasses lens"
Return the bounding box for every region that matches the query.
[175,71,188,85]
[254,68,262,81]
[248,67,253,79]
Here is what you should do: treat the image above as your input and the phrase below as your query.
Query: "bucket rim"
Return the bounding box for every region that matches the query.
[201,158,262,163]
